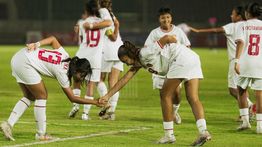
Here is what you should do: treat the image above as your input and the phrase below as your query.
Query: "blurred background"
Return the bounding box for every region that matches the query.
[0,0,259,47]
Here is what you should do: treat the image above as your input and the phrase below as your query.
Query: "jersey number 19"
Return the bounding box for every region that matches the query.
[86,30,101,47]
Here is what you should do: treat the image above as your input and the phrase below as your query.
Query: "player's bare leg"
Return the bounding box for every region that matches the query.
[101,68,121,120]
[82,81,95,120]
[157,78,181,144]
[237,86,251,131]
[68,81,81,118]
[184,79,211,146]
[172,85,182,124]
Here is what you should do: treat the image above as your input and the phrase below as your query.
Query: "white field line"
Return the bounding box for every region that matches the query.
[3,127,150,147]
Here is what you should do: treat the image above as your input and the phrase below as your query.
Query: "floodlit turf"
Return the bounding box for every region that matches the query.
[0,45,260,147]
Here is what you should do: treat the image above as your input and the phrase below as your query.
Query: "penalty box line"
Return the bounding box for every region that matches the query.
[3,127,151,147]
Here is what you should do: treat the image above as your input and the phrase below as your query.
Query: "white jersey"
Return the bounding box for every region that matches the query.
[99,8,123,61]
[144,25,191,47]
[222,22,239,60]
[77,16,105,69]
[235,19,262,78]
[140,41,186,76]
[145,25,191,79]
[25,47,70,88]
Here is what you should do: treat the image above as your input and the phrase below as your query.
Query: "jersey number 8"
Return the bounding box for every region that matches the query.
[248,34,260,56]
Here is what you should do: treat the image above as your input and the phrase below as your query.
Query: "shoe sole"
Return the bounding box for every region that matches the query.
[191,136,211,146]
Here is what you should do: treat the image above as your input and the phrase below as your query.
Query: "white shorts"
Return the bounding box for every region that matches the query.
[237,77,262,90]
[167,51,203,80]
[101,59,124,73]
[228,60,238,88]
[86,68,101,82]
[11,49,42,85]
[152,75,182,90]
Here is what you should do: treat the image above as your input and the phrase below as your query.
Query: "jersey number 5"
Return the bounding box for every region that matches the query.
[86,29,101,47]
[248,34,260,56]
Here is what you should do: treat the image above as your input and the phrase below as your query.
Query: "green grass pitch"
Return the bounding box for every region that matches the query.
[0,45,261,146]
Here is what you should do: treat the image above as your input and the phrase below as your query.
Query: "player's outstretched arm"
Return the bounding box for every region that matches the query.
[189,26,224,33]
[62,87,105,107]
[99,66,141,103]
[83,20,112,30]
[26,36,61,51]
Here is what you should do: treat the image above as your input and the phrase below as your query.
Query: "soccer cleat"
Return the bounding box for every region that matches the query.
[0,121,15,141]
[237,122,251,131]
[174,112,182,125]
[156,135,176,144]
[98,104,111,117]
[81,113,90,120]
[191,131,211,146]
[100,112,115,120]
[35,133,57,141]
[68,105,79,118]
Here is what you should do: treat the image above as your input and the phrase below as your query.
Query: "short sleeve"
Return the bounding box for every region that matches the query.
[99,8,112,20]
[56,70,70,88]
[140,42,162,58]
[234,22,245,42]
[176,28,191,46]
[222,23,234,35]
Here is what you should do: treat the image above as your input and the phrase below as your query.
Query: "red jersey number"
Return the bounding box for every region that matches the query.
[248,34,260,56]
[86,29,100,47]
[38,50,62,64]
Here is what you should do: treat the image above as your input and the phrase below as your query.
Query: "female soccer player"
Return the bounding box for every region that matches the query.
[69,0,123,121]
[68,0,107,120]
[144,7,191,124]
[190,6,255,120]
[234,2,262,133]
[97,0,124,120]
[99,35,211,146]
[0,36,104,141]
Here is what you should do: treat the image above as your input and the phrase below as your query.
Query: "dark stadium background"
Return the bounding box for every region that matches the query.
[0,0,259,46]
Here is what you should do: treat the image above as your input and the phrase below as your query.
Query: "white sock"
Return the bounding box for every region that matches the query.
[240,108,249,125]
[196,119,207,134]
[256,114,262,130]
[83,96,94,114]
[8,97,31,127]
[173,104,180,114]
[247,97,253,108]
[34,99,47,135]
[163,121,174,137]
[72,89,81,108]
[97,82,108,97]
[108,92,119,113]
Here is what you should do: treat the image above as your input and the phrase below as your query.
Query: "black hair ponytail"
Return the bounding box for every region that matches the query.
[234,5,246,20]
[62,56,92,85]
[246,2,262,18]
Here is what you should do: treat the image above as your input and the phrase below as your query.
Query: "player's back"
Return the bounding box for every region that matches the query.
[25,47,69,78]
[77,16,105,69]
[240,19,262,78]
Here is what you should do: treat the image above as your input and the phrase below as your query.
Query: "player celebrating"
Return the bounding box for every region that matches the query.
[234,2,262,132]
[99,35,211,146]
[190,6,255,120]
[97,0,124,120]
[0,36,104,141]
[144,7,191,124]
[68,0,106,120]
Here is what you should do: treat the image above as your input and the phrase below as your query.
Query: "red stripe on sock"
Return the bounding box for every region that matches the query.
[164,128,173,130]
